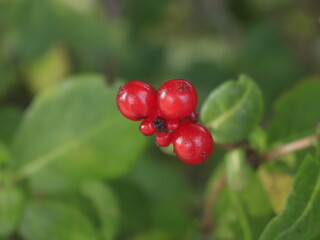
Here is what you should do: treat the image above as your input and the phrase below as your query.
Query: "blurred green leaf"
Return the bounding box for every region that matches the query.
[259,155,320,240]
[56,5,112,72]
[23,45,70,94]
[53,0,99,13]
[200,75,263,143]
[182,60,234,105]
[0,186,25,237]
[130,230,176,240]
[0,106,23,145]
[19,201,98,240]
[213,164,272,240]
[81,180,119,240]
[228,189,253,240]
[226,149,254,192]
[0,141,11,165]
[248,126,267,153]
[159,143,175,156]
[127,0,168,31]
[268,77,320,143]
[12,75,146,192]
[0,67,17,100]
[110,180,150,237]
[214,183,273,240]
[258,169,293,214]
[214,186,253,240]
[129,154,193,234]
[239,24,304,107]
[239,173,273,218]
[14,0,59,60]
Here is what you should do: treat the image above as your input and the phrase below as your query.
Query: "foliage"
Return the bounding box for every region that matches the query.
[259,155,320,240]
[0,0,320,240]
[200,75,263,143]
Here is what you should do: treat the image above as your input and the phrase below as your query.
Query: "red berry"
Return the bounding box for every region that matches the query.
[156,132,173,147]
[180,111,198,123]
[116,80,157,121]
[139,119,157,136]
[157,79,198,120]
[173,122,214,164]
[189,111,198,123]
[166,119,179,130]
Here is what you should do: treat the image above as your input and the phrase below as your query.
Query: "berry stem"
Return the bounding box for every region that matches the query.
[261,133,320,162]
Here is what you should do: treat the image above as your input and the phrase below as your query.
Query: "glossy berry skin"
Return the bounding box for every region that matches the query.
[181,111,198,123]
[156,132,173,147]
[173,122,214,164]
[139,119,157,136]
[116,80,157,121]
[157,79,198,120]
[189,111,198,123]
[166,119,179,130]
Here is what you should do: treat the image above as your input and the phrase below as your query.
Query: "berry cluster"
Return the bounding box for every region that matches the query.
[116,79,214,164]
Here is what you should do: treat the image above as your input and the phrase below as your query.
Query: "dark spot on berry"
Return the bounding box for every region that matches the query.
[178,83,189,92]
[153,118,167,132]
[201,151,207,158]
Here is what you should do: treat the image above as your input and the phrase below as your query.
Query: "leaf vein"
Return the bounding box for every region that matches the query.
[209,81,252,129]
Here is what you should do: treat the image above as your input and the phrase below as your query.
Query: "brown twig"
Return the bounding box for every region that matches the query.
[261,133,320,162]
[200,175,227,240]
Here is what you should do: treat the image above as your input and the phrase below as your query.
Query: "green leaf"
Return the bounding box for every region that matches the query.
[259,155,320,240]
[0,141,11,165]
[212,162,272,240]
[258,169,294,214]
[110,180,150,236]
[159,143,175,156]
[14,0,59,60]
[268,77,320,143]
[228,189,253,240]
[226,149,254,192]
[12,75,146,192]
[81,180,120,240]
[0,186,25,236]
[239,24,304,108]
[248,126,267,153]
[129,152,193,235]
[214,186,253,240]
[200,75,263,143]
[0,106,23,145]
[239,173,273,218]
[55,4,113,71]
[214,183,272,240]
[0,66,17,100]
[19,201,98,240]
[131,230,176,240]
[23,45,70,94]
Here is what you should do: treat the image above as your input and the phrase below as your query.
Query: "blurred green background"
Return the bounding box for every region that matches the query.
[0,0,320,240]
